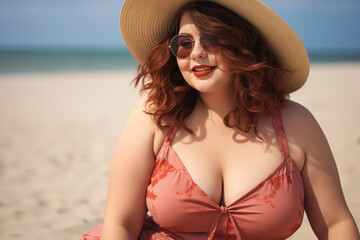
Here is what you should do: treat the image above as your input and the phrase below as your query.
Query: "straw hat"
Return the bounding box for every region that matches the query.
[120,0,309,93]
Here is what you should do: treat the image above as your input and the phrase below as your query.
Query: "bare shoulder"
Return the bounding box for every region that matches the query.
[281,100,321,138]
[113,92,160,163]
[280,100,324,171]
[281,100,315,124]
[130,92,172,156]
[122,93,157,137]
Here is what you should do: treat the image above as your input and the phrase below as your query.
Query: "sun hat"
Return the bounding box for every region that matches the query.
[120,0,309,93]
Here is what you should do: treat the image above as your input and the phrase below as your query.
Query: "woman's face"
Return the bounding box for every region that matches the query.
[176,12,234,94]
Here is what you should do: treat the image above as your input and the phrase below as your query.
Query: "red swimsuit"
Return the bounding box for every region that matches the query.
[80,112,304,240]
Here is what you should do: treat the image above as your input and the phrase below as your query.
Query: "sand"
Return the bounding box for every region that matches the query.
[0,63,359,240]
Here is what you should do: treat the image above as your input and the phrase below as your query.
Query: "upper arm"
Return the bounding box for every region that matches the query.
[102,94,156,235]
[284,101,355,238]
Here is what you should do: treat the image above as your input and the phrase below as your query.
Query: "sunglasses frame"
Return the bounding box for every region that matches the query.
[169,34,217,58]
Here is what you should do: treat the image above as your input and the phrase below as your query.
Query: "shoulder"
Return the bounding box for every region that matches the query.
[133,92,173,156]
[280,100,325,171]
[281,100,314,122]
[126,92,156,131]
[281,99,333,153]
[281,100,320,137]
[117,92,158,155]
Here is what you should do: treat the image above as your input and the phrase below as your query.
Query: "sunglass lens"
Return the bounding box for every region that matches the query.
[170,35,192,58]
[169,34,218,58]
[200,34,217,53]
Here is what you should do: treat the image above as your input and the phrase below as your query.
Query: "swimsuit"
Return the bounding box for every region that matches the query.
[80,111,304,240]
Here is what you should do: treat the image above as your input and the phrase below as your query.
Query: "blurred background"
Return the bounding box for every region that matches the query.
[0,1,359,240]
[0,0,360,73]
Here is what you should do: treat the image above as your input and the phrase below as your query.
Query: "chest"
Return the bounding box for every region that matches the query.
[146,137,305,239]
[171,129,286,206]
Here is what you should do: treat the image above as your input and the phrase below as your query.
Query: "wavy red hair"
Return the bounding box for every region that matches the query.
[133,1,288,138]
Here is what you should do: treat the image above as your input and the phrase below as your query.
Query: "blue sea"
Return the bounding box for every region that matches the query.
[0,49,359,74]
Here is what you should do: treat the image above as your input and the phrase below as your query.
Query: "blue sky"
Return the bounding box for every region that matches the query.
[0,0,359,52]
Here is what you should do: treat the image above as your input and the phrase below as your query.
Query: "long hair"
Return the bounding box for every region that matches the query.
[133,1,288,138]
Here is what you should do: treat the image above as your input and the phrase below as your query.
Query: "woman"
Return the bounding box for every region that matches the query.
[81,0,359,239]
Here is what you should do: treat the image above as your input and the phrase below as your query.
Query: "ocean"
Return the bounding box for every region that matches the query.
[0,50,138,74]
[0,50,359,74]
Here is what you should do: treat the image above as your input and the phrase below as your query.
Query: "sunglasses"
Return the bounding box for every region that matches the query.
[169,34,218,58]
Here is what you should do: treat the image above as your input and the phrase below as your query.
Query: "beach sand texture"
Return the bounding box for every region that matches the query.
[0,63,359,240]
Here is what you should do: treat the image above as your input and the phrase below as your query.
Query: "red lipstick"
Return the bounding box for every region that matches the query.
[191,65,216,78]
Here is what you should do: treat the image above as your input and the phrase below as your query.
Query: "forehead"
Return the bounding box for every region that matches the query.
[178,12,200,35]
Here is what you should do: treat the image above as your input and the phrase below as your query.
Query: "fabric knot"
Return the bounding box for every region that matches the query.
[220,206,228,214]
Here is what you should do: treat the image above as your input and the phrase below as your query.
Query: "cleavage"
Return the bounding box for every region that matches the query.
[170,139,285,207]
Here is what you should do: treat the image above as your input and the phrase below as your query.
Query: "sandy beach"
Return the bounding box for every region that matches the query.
[0,62,359,240]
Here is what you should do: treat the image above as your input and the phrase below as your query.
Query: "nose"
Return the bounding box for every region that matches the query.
[191,40,207,59]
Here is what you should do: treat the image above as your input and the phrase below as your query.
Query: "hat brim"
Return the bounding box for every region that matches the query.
[120,0,309,93]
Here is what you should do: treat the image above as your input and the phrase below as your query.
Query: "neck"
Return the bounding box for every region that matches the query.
[198,87,235,123]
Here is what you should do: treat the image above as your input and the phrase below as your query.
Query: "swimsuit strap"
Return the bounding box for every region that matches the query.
[164,125,178,145]
[272,110,290,158]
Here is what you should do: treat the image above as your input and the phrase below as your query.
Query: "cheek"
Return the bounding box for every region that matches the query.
[177,59,192,83]
[177,59,188,72]
[214,54,229,72]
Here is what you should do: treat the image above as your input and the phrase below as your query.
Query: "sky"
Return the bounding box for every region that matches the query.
[0,0,359,52]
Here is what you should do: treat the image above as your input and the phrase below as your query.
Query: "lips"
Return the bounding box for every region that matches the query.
[191,65,216,77]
